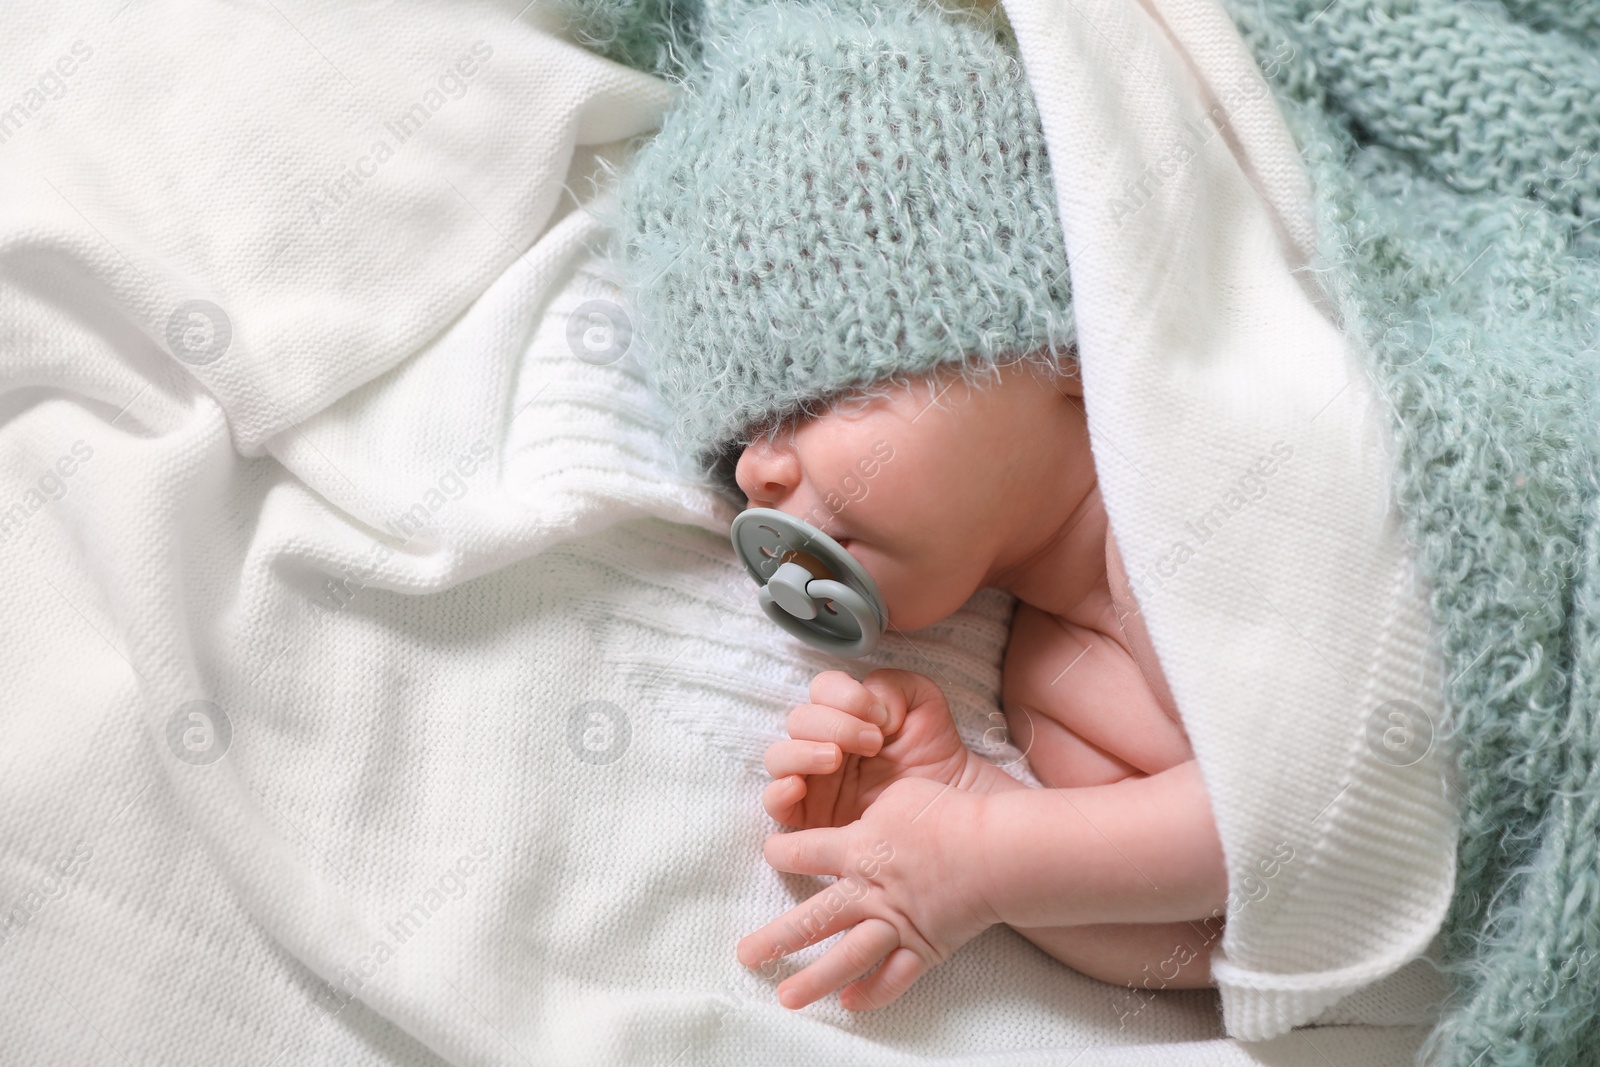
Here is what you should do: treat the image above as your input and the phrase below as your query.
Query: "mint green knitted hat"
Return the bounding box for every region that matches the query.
[594,0,1077,499]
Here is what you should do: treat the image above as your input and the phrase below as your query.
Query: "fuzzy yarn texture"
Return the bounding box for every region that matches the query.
[1211,1,1600,1062]
[579,0,1077,498]
[557,0,1600,1062]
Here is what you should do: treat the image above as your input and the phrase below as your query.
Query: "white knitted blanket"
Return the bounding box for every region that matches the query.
[0,0,1453,1063]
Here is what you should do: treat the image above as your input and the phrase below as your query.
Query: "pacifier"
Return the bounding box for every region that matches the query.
[729,507,889,657]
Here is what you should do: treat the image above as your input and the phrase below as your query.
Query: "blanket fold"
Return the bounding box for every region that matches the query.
[1005,0,1458,1040]
[0,0,672,455]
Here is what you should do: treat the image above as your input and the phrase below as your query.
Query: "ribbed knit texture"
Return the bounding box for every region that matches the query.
[583,0,1076,498]
[1215,1,1600,1063]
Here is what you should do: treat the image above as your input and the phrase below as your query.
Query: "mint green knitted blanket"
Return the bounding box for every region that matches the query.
[1216,2,1600,1063]
[557,0,1600,1062]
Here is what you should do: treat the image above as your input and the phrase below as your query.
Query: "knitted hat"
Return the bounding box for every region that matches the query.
[594,0,1076,499]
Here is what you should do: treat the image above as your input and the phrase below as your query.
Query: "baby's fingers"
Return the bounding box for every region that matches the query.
[765,739,842,779]
[761,775,807,826]
[809,670,892,730]
[786,703,882,756]
[841,947,926,1011]
[774,919,900,1010]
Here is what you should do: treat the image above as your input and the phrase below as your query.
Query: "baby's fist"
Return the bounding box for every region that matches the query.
[762,669,972,828]
[800,668,928,741]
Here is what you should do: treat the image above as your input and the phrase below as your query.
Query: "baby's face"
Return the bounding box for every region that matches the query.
[734,359,1090,632]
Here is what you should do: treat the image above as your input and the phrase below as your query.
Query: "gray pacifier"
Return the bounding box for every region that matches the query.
[729,507,889,657]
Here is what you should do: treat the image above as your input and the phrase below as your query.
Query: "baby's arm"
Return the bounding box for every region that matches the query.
[970,760,1227,989]
[741,755,1228,1008]
[972,759,1227,927]
[1009,918,1220,990]
[790,672,1227,925]
[752,669,1227,1003]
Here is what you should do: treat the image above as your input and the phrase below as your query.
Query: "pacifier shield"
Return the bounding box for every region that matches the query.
[729,507,889,657]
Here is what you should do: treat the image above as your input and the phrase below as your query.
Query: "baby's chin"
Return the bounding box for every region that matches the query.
[877,588,968,635]
[849,553,968,633]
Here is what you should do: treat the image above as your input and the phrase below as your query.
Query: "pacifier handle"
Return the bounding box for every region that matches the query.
[757,563,881,657]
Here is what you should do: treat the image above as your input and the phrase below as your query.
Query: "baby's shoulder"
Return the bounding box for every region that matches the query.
[1001,597,1194,773]
[1002,597,1112,687]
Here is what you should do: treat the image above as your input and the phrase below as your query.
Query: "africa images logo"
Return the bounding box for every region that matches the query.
[307,41,493,227]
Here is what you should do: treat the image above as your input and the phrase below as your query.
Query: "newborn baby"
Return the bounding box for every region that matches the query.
[599,0,1228,1018]
[731,357,1227,1011]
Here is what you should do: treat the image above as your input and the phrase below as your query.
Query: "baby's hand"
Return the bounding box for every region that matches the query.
[739,776,995,1010]
[762,669,976,830]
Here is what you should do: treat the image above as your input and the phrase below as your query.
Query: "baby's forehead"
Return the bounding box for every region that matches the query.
[745,377,929,438]
[739,359,1063,450]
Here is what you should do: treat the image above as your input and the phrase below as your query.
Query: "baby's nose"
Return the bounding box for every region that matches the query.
[734,436,801,507]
